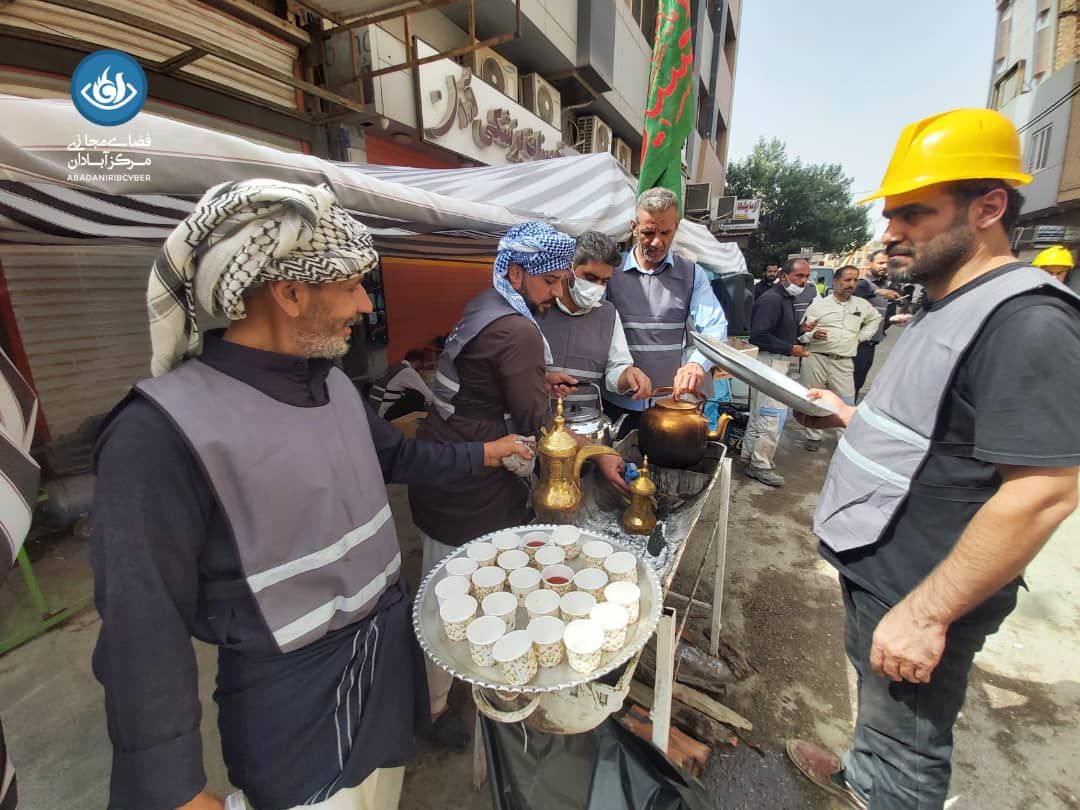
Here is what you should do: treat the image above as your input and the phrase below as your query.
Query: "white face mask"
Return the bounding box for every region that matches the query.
[784,282,805,296]
[569,274,606,311]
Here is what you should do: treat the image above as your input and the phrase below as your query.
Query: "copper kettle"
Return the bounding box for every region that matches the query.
[638,387,731,469]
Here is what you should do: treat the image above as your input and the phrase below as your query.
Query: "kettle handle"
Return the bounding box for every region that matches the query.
[650,386,706,409]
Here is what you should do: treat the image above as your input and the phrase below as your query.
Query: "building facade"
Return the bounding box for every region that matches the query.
[991,0,1080,283]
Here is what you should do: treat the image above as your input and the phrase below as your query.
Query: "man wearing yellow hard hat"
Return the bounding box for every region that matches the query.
[787,108,1080,809]
[1032,244,1074,284]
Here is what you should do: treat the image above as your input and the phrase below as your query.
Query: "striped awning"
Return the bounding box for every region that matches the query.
[0,95,746,273]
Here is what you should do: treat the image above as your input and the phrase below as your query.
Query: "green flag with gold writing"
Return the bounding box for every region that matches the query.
[637,0,695,212]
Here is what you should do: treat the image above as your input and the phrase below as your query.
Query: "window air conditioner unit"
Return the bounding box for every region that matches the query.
[471,47,519,102]
[574,115,612,155]
[714,195,736,220]
[520,73,561,126]
[613,137,634,172]
[685,182,712,216]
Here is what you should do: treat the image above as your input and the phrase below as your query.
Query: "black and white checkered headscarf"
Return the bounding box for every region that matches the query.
[147,179,379,376]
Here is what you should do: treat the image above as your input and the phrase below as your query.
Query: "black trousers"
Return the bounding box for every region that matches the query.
[853,341,877,398]
[382,388,427,421]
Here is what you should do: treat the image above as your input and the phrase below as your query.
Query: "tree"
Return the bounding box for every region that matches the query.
[726,138,871,275]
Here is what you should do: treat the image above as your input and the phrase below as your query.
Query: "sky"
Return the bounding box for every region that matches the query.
[727,0,998,240]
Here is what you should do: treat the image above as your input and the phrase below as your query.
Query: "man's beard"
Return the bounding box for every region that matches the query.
[517,281,543,315]
[296,314,358,358]
[888,216,974,285]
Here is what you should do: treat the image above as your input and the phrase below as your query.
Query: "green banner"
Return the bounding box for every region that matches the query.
[637,0,696,212]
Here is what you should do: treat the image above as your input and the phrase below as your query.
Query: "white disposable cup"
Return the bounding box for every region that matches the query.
[492,531,522,552]
[528,615,566,668]
[471,566,507,601]
[482,590,519,631]
[533,545,566,569]
[466,615,506,667]
[603,581,641,624]
[466,542,498,566]
[573,567,609,601]
[551,525,581,559]
[589,601,629,652]
[497,549,529,573]
[541,564,575,596]
[559,590,596,623]
[439,593,477,642]
[525,588,561,620]
[522,532,550,560]
[563,618,604,674]
[445,557,478,579]
[508,566,542,605]
[434,575,471,606]
[603,551,638,583]
[492,629,537,686]
[582,540,614,569]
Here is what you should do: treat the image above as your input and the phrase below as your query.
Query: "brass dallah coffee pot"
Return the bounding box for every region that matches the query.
[534,398,620,524]
[622,455,657,536]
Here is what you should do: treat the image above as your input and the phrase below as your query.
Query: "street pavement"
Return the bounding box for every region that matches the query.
[0,328,1078,808]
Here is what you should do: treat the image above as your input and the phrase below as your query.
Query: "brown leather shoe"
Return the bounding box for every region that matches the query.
[785,739,867,810]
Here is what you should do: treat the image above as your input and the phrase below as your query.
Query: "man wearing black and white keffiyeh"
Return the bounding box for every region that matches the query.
[91,179,531,810]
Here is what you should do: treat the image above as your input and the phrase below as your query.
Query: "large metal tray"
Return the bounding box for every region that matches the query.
[413,525,663,695]
[689,331,837,417]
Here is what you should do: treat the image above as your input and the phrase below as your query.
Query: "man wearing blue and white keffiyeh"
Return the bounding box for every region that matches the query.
[410,221,628,747]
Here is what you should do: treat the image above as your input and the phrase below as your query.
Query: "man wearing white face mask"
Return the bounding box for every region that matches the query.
[540,231,653,414]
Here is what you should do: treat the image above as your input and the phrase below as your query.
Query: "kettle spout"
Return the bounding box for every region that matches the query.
[573,444,620,482]
[708,412,733,441]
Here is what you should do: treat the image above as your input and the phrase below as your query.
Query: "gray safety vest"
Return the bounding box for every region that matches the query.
[368,360,409,413]
[137,361,400,653]
[860,278,891,343]
[606,252,695,389]
[432,288,528,423]
[815,266,1080,553]
[539,300,617,406]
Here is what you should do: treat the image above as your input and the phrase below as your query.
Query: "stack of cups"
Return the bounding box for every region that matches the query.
[525,588,560,620]
[603,581,641,624]
[472,566,506,601]
[440,594,477,642]
[563,619,604,674]
[492,630,537,686]
[589,602,629,652]
[528,615,566,668]
[482,591,518,631]
[466,615,505,667]
[508,566,541,606]
[603,551,638,584]
[552,525,581,560]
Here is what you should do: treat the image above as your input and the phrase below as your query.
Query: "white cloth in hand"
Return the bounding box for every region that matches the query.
[501,436,537,477]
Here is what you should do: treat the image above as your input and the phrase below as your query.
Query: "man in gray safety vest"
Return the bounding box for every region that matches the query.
[785,109,1080,810]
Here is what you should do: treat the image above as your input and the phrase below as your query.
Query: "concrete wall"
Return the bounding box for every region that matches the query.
[1016,62,1076,215]
[599,2,651,134]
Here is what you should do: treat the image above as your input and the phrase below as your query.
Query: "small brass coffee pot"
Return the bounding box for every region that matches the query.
[622,455,657,536]
[534,398,620,524]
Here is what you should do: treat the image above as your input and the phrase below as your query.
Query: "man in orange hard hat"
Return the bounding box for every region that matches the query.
[786,108,1080,809]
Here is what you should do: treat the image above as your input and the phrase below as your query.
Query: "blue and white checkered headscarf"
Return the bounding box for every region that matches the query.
[493,221,576,363]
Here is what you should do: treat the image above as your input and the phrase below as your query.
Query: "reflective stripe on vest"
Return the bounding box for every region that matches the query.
[431,289,522,421]
[136,361,400,653]
[368,361,409,410]
[814,266,1080,553]
[606,252,695,388]
[540,300,616,404]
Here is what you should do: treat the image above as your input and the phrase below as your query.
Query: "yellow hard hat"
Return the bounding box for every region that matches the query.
[859,108,1032,204]
[1032,245,1075,269]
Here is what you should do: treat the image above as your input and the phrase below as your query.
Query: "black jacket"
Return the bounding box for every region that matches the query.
[749,285,799,355]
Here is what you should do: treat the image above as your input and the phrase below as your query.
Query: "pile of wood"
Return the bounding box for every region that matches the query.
[617,611,756,777]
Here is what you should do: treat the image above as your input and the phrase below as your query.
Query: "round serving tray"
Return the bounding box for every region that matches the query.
[413,524,663,695]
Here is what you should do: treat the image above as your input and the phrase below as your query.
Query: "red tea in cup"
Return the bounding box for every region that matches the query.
[546,576,569,585]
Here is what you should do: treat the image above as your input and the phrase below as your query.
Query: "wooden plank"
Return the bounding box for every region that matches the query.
[711,457,732,656]
[651,608,677,751]
[198,0,311,46]
[672,683,753,731]
[628,679,730,748]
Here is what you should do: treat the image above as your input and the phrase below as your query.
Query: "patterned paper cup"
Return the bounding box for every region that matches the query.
[509,566,542,606]
[522,532,550,562]
[434,575,471,606]
[497,549,530,574]
[466,542,498,566]
[528,615,566,668]
[471,566,507,602]
[492,530,522,553]
[445,557,478,579]
[482,590,519,631]
[525,588,561,620]
[552,525,581,560]
[603,551,638,584]
[603,581,641,624]
[492,630,538,686]
[589,602,629,652]
[466,615,506,667]
[541,564,575,596]
[563,619,604,675]
[582,540,614,570]
[533,545,566,570]
[439,594,477,642]
[559,590,596,624]
[573,567,609,602]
